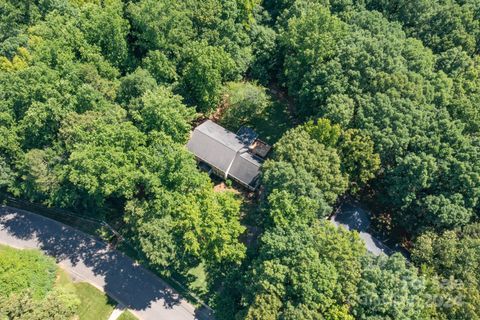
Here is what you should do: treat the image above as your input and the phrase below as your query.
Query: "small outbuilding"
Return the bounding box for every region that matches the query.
[186,120,270,191]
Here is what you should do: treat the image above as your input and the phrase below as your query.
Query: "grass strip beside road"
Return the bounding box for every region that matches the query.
[1,195,213,312]
[118,310,139,320]
[56,269,116,320]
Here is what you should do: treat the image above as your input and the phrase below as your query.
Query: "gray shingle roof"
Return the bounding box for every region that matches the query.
[186,120,262,188]
[196,120,245,151]
[229,152,262,188]
[187,128,237,174]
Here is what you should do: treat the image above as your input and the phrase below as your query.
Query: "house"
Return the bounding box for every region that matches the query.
[186,120,271,191]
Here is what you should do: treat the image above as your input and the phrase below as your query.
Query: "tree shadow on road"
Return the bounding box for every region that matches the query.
[0,207,185,314]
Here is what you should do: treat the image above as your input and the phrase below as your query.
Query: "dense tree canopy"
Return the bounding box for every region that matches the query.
[272,127,348,204]
[124,136,246,275]
[1,0,480,318]
[261,118,379,229]
[0,0,246,286]
[0,246,56,300]
[411,224,480,319]
[240,221,366,319]
[0,289,79,320]
[273,0,480,235]
[219,81,271,131]
[0,246,79,320]
[218,0,479,318]
[353,254,431,320]
[362,0,480,56]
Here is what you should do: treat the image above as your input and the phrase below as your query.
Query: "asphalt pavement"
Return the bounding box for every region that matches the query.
[330,201,391,255]
[0,205,212,320]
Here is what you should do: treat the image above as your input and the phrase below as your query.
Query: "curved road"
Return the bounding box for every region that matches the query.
[0,205,212,320]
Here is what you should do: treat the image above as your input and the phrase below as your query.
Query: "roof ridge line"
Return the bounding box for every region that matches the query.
[224,149,240,179]
[195,125,244,152]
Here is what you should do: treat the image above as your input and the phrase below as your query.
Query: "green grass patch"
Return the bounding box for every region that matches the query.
[186,263,208,300]
[74,282,117,320]
[118,310,138,320]
[55,268,75,289]
[55,270,116,320]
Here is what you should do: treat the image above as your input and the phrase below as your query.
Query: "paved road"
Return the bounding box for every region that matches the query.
[331,201,391,256]
[0,206,212,320]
